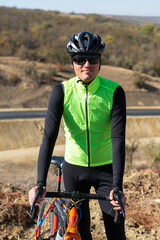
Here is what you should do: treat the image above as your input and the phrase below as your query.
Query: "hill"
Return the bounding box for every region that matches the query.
[0,56,160,107]
[0,7,160,78]
[104,15,160,24]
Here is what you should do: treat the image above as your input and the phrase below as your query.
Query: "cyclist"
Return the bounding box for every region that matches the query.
[29,31,127,240]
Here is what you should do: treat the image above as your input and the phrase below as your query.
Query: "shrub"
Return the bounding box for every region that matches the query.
[17,46,38,61]
[0,71,21,86]
[144,140,160,167]
[154,64,160,76]
[16,45,28,60]
[24,62,36,76]
[125,140,138,169]
[41,21,52,30]
[24,63,41,83]
[0,70,6,85]
[24,63,57,84]
[7,75,21,86]
[133,72,146,89]
[46,66,57,77]
[133,61,154,75]
[38,67,57,84]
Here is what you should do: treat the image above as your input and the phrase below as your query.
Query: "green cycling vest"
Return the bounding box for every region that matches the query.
[62,75,119,167]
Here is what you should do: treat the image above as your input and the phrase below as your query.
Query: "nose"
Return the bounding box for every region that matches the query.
[84,59,90,66]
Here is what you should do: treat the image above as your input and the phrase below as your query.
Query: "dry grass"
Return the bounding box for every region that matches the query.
[0,183,35,239]
[1,56,160,91]
[0,168,160,240]
[0,56,160,108]
[126,203,160,231]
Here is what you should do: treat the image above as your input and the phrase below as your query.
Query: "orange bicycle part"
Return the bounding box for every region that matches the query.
[64,205,81,240]
[35,229,39,239]
[52,213,58,236]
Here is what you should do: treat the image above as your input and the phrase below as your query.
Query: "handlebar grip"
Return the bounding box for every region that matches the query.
[113,187,126,218]
[30,183,43,214]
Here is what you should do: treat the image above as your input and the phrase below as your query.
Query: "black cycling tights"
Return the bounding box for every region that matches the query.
[102,212,126,240]
[77,201,126,240]
[63,161,126,240]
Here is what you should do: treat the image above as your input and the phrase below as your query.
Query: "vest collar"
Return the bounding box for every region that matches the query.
[76,75,100,93]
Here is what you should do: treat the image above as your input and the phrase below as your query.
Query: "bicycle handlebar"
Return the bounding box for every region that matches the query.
[30,186,125,224]
[45,191,111,201]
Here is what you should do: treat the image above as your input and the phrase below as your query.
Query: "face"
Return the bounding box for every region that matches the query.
[72,57,100,83]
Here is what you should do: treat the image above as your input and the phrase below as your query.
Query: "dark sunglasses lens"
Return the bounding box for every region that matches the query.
[73,57,100,65]
[88,57,100,64]
[74,57,86,65]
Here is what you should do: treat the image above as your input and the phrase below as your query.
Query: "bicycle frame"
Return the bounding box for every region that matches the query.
[34,198,81,240]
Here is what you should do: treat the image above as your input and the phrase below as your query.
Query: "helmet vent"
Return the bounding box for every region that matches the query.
[84,39,88,50]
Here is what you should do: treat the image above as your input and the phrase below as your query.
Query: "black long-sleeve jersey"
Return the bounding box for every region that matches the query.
[37,82,126,189]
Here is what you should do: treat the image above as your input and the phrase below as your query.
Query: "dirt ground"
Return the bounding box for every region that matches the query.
[0,146,160,240]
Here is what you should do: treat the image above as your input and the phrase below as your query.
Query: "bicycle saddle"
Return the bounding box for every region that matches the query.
[51,156,64,169]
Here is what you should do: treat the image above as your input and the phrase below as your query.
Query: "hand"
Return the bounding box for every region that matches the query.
[29,186,46,206]
[110,189,127,214]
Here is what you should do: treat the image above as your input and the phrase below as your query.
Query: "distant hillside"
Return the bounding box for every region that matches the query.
[0,7,160,78]
[0,57,160,107]
[104,15,160,24]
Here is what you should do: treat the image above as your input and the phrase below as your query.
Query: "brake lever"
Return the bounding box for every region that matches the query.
[30,183,43,214]
[113,187,126,218]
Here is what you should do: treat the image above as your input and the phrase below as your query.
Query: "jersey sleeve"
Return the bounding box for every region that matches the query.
[37,83,64,186]
[111,86,126,190]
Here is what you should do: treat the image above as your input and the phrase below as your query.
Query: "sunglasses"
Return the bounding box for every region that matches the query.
[73,56,100,65]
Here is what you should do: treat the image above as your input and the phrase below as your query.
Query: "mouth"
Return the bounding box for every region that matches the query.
[82,68,93,72]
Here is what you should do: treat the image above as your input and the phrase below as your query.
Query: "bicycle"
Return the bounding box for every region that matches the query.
[29,156,125,240]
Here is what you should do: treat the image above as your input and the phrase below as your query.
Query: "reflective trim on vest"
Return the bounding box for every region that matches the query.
[62,75,119,167]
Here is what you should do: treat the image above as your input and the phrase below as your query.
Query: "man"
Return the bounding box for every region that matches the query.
[29,31,126,239]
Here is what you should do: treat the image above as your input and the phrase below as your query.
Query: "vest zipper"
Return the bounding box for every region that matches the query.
[85,86,90,166]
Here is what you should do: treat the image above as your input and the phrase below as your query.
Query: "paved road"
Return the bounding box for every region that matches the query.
[126,108,160,116]
[0,108,160,120]
[0,110,47,120]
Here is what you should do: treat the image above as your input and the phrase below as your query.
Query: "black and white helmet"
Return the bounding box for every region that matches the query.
[66,31,105,56]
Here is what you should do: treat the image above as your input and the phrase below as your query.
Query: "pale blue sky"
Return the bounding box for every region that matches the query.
[0,0,160,16]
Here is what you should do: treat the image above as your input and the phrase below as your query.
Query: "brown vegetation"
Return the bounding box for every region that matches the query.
[0,7,160,77]
[0,168,160,240]
[0,56,160,108]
